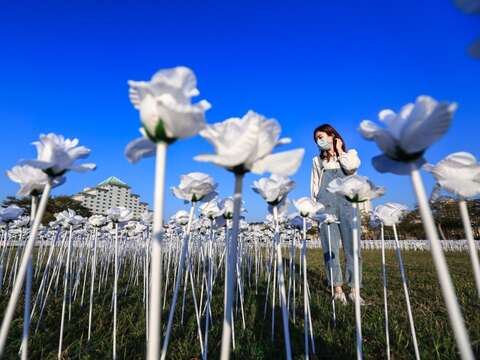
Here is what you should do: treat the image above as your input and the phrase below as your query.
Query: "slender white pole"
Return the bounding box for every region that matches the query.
[352,202,363,360]
[147,142,168,360]
[88,228,98,340]
[380,224,390,360]
[392,223,420,360]
[302,216,309,360]
[458,199,480,298]
[20,195,38,360]
[58,225,73,359]
[273,205,292,360]
[0,182,51,357]
[219,173,244,360]
[410,167,473,360]
[160,203,196,360]
[113,223,119,360]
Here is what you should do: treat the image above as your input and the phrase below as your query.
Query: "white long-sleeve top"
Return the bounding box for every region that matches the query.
[310,149,361,199]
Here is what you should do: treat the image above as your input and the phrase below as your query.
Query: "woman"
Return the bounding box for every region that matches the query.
[310,123,363,305]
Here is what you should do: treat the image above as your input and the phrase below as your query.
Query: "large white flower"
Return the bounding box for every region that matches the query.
[288,214,313,230]
[219,197,247,219]
[265,199,289,224]
[252,174,295,205]
[314,213,339,225]
[372,202,409,226]
[141,211,153,224]
[55,209,84,227]
[199,198,225,219]
[107,207,134,224]
[423,152,480,199]
[22,133,96,177]
[89,214,107,228]
[293,197,325,218]
[359,95,457,175]
[6,164,65,196]
[128,66,211,144]
[12,216,30,228]
[174,210,190,226]
[171,172,217,203]
[327,175,385,202]
[194,110,304,176]
[0,205,24,223]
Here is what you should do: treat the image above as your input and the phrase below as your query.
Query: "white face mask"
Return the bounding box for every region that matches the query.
[316,138,331,150]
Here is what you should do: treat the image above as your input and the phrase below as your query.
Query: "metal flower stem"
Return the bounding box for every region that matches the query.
[58,225,74,359]
[220,172,244,360]
[161,202,196,360]
[203,220,214,360]
[301,216,309,360]
[380,223,390,360]
[352,202,363,360]
[148,141,168,360]
[113,223,119,360]
[392,223,420,360]
[271,235,277,339]
[88,227,99,340]
[410,166,473,360]
[0,181,52,357]
[458,199,480,298]
[20,195,37,360]
[273,205,292,360]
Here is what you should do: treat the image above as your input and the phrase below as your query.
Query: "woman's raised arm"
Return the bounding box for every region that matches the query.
[339,149,361,174]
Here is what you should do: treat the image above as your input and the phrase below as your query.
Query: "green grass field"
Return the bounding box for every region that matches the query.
[1,250,479,359]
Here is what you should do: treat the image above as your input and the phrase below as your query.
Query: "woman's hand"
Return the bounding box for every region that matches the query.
[335,138,345,155]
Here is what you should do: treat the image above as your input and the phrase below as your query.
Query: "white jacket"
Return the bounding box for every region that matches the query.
[310,149,361,199]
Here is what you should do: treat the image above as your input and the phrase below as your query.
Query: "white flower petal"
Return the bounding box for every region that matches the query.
[372,154,425,175]
[125,136,156,164]
[250,148,304,176]
[399,99,457,154]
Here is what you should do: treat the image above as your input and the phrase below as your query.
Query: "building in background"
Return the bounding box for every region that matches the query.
[73,176,150,219]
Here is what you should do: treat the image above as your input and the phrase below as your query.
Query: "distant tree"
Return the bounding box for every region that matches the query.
[396,196,480,240]
[2,195,92,224]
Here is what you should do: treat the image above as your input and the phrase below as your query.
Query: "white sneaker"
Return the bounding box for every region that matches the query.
[333,292,347,305]
[348,291,366,306]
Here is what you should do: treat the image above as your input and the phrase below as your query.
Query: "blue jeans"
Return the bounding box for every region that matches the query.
[316,168,362,288]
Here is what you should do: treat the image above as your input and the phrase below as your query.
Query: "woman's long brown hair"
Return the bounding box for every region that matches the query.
[313,124,346,162]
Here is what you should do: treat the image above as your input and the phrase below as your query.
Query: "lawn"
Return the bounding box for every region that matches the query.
[1,249,479,359]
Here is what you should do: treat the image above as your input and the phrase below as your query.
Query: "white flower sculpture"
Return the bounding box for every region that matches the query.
[327,175,385,202]
[12,216,30,228]
[89,215,107,228]
[6,165,64,196]
[199,198,225,220]
[359,95,457,175]
[423,152,480,200]
[293,197,325,218]
[107,207,134,224]
[22,133,96,178]
[314,213,339,225]
[171,172,217,203]
[55,209,84,228]
[372,202,409,226]
[194,110,304,176]
[125,66,211,162]
[252,174,295,205]
[174,210,190,226]
[0,205,24,223]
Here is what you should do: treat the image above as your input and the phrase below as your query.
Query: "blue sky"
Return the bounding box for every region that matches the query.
[1,0,479,221]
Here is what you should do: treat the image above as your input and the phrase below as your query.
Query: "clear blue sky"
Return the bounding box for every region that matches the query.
[1,0,479,221]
